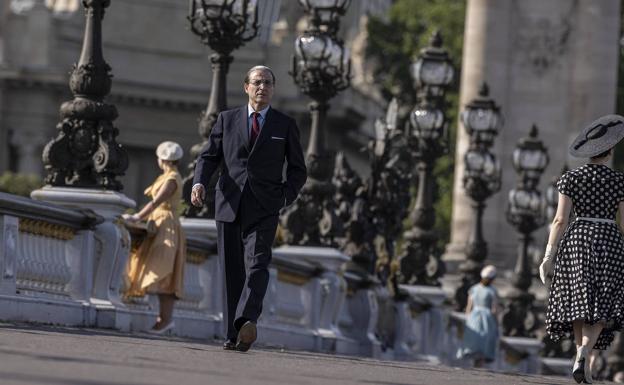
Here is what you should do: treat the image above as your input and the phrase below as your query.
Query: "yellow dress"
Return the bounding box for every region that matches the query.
[126,167,186,299]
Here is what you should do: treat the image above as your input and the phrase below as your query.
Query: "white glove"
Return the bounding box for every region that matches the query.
[122,213,140,222]
[539,244,556,285]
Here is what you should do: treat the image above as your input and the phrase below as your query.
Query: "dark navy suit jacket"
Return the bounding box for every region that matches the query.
[193,105,307,222]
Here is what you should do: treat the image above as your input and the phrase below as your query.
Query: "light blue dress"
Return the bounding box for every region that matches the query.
[458,283,499,362]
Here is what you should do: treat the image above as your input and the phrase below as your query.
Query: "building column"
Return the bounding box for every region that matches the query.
[444,0,513,266]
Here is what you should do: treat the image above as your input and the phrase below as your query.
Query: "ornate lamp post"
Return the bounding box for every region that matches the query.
[501,124,548,336]
[454,83,502,310]
[184,0,259,217]
[280,0,351,246]
[397,31,453,285]
[43,0,128,190]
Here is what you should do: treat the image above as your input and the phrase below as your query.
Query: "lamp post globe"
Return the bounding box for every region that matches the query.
[293,33,350,101]
[411,31,454,99]
[410,106,445,141]
[461,84,502,147]
[512,124,549,177]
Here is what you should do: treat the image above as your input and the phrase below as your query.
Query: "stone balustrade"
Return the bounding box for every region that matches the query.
[0,190,551,375]
[0,191,102,324]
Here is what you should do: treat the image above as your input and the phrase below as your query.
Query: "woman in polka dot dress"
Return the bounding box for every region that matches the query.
[539,115,624,384]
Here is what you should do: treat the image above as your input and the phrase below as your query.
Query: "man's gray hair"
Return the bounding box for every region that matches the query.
[244,65,276,84]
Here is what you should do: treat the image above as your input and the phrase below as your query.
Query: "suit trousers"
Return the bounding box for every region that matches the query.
[217,184,279,340]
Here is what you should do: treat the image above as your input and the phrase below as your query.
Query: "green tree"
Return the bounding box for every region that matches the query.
[0,172,43,197]
[366,0,467,247]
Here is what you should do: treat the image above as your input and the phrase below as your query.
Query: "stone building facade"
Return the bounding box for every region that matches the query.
[0,0,389,205]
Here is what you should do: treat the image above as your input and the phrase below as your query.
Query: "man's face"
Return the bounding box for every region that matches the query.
[244,69,274,109]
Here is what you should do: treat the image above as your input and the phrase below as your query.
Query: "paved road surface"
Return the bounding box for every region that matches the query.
[0,323,606,385]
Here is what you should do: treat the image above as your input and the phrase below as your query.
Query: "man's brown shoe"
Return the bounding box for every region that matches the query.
[236,321,257,352]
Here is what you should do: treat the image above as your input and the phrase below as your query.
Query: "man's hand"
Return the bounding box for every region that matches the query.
[191,184,205,207]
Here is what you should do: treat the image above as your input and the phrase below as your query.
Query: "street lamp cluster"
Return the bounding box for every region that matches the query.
[454,83,503,309]
[397,31,453,285]
[183,0,259,218]
[281,0,352,246]
[502,124,549,337]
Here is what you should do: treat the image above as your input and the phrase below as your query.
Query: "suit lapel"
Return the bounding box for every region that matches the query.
[250,107,273,156]
[235,105,249,151]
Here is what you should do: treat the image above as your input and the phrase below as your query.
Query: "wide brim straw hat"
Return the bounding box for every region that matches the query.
[480,265,497,280]
[156,141,183,161]
[569,114,624,158]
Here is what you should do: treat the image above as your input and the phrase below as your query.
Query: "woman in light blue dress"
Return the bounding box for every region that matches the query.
[458,265,499,367]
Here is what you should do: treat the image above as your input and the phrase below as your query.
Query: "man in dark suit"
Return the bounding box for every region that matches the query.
[190,66,307,352]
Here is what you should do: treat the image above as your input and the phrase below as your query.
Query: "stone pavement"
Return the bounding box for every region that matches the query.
[0,323,609,385]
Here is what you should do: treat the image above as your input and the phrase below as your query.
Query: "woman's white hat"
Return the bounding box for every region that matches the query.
[480,265,497,280]
[156,141,183,161]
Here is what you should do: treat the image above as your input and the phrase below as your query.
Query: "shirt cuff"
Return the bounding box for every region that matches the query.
[192,183,204,190]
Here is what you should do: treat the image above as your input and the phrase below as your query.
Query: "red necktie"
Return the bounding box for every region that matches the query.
[250,112,260,147]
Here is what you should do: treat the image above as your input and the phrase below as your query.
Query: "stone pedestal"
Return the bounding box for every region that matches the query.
[394,285,447,361]
[0,215,17,295]
[259,246,351,353]
[31,186,135,330]
[496,336,543,374]
[177,217,222,340]
[337,275,382,358]
[277,246,349,350]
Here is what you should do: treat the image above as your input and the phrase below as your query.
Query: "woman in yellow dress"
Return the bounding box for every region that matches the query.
[123,141,186,334]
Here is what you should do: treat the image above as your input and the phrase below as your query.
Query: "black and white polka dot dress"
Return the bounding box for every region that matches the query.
[546,164,624,350]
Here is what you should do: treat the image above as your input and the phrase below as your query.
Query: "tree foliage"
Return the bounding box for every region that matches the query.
[367,0,466,102]
[0,172,43,197]
[366,0,467,247]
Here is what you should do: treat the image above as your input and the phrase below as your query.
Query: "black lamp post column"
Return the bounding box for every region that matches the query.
[397,31,453,286]
[43,0,128,190]
[280,0,351,246]
[501,125,548,336]
[454,83,502,310]
[184,0,259,218]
